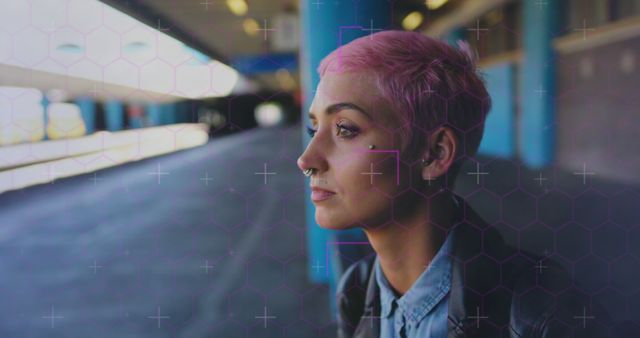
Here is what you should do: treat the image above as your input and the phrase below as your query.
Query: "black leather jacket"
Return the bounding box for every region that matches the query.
[336,194,613,338]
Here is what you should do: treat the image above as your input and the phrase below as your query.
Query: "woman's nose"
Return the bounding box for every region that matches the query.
[297,148,313,172]
[297,139,324,173]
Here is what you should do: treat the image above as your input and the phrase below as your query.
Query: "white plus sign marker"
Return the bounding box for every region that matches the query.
[572,162,595,185]
[255,306,276,328]
[200,0,213,11]
[89,173,104,186]
[362,19,383,39]
[254,163,276,185]
[423,85,435,96]
[361,315,381,328]
[89,260,103,274]
[467,19,488,41]
[534,0,548,11]
[148,306,170,328]
[574,18,595,41]
[468,306,489,328]
[157,19,170,32]
[534,85,546,98]
[534,260,547,274]
[533,172,548,186]
[256,19,276,41]
[311,260,325,273]
[44,20,57,32]
[148,163,170,184]
[43,20,57,38]
[573,306,595,328]
[424,171,436,186]
[47,165,65,184]
[200,170,214,186]
[311,0,324,9]
[200,260,215,274]
[466,163,489,185]
[90,84,101,98]
[42,306,64,328]
[361,162,383,185]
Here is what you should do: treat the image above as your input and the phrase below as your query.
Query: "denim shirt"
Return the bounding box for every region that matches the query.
[374,228,454,338]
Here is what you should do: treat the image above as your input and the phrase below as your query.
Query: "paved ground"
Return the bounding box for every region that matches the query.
[0,125,334,338]
[1,123,638,337]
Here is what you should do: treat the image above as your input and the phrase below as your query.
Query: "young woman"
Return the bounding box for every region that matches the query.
[297,31,611,338]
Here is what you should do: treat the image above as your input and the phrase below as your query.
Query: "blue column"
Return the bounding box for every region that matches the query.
[520,1,558,167]
[176,101,191,123]
[162,104,177,124]
[76,97,96,134]
[41,96,49,140]
[104,101,124,131]
[478,63,516,158]
[300,0,390,289]
[146,104,162,126]
[443,28,465,46]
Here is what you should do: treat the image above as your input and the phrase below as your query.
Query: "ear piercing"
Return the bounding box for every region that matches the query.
[368,144,376,150]
[421,148,443,167]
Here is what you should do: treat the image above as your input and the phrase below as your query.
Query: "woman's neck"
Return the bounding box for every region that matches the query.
[363,192,455,296]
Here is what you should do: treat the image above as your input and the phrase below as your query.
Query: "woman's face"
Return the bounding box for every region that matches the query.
[297,71,419,230]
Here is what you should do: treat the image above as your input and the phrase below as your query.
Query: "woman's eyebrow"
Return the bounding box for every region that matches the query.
[308,102,373,121]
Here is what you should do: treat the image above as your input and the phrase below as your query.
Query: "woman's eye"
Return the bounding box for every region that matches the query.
[336,122,359,138]
[305,125,317,138]
[306,123,359,139]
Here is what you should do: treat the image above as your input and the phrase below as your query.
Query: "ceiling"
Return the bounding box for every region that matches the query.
[102,0,465,93]
[0,0,501,102]
[102,0,300,93]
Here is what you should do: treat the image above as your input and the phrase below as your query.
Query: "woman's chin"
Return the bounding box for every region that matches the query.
[315,214,353,230]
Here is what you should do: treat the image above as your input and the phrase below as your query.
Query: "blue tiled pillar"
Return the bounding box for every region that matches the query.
[104,101,124,131]
[146,104,162,126]
[519,1,558,167]
[41,96,49,140]
[76,97,96,135]
[443,28,465,46]
[300,0,391,308]
[162,104,177,124]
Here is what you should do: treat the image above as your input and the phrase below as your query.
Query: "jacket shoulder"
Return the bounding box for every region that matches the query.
[505,251,613,338]
[336,255,375,338]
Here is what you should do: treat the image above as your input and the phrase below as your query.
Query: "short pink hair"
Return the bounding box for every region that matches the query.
[318,30,491,171]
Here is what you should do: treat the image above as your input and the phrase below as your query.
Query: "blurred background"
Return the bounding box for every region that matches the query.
[0,0,638,337]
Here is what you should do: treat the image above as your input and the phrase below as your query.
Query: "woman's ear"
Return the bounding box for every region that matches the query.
[420,127,457,181]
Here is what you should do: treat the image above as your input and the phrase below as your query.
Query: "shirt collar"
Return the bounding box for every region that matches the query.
[374,224,454,324]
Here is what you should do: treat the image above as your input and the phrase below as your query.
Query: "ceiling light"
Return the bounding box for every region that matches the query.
[123,41,150,53]
[402,12,424,31]
[275,68,296,91]
[243,18,259,37]
[55,43,83,54]
[255,102,284,127]
[425,0,448,10]
[226,0,248,16]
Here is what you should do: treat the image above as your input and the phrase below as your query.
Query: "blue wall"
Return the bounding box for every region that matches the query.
[478,63,516,158]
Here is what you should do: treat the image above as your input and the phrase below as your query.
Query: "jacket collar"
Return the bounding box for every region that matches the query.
[374,231,453,324]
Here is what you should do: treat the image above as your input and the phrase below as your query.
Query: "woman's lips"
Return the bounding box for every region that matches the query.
[311,187,336,202]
